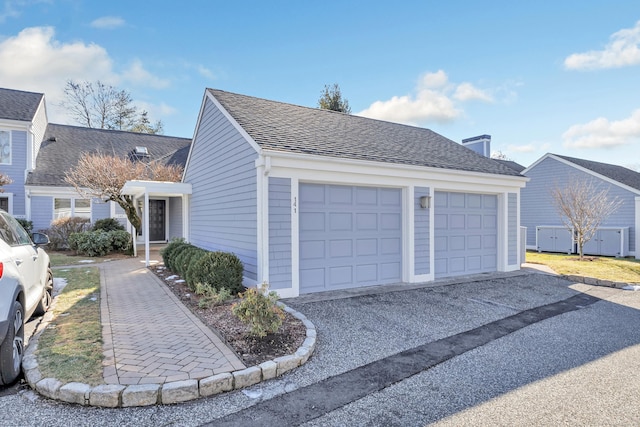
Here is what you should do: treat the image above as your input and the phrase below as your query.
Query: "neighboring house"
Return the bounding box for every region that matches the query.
[0,87,192,244]
[521,153,640,258]
[180,89,527,297]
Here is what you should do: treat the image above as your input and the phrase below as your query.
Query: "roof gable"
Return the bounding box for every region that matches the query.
[26,124,191,187]
[525,153,640,193]
[208,89,521,177]
[0,87,44,122]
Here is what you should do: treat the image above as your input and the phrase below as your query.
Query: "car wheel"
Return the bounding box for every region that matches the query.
[34,269,54,316]
[0,300,25,385]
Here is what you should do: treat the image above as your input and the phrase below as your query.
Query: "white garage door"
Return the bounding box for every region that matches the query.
[434,191,497,278]
[299,184,402,294]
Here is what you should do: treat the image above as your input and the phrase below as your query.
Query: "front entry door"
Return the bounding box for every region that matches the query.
[148,200,166,241]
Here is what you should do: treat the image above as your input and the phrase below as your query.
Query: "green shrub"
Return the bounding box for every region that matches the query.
[17,219,33,236]
[160,238,188,271]
[45,217,91,250]
[173,245,206,277]
[189,251,244,294]
[232,283,284,337]
[68,229,132,256]
[108,230,132,252]
[194,284,233,308]
[93,218,125,232]
[184,250,209,288]
[69,230,112,256]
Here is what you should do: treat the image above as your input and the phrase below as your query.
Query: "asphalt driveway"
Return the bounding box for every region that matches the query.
[2,271,640,426]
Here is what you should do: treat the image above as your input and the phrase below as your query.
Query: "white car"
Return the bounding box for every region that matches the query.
[0,210,52,385]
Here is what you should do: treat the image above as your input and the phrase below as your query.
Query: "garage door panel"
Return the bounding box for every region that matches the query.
[434,191,497,278]
[300,268,325,292]
[300,184,325,204]
[329,240,352,258]
[356,264,377,283]
[329,186,353,204]
[300,184,402,294]
[300,212,325,231]
[356,213,377,230]
[356,239,377,256]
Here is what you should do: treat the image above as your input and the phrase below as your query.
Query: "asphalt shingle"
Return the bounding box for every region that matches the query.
[208,89,522,177]
[0,88,43,122]
[26,124,191,186]
[554,154,640,192]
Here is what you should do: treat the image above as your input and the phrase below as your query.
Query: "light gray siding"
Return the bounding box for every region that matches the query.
[168,197,183,240]
[522,157,637,252]
[91,199,110,223]
[4,130,27,215]
[184,97,259,280]
[31,196,52,231]
[508,193,518,265]
[31,101,47,169]
[268,178,291,290]
[414,186,430,275]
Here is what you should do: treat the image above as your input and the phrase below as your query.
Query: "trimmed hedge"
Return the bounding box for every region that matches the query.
[93,218,125,232]
[160,239,190,272]
[173,245,207,278]
[188,251,244,294]
[68,230,132,256]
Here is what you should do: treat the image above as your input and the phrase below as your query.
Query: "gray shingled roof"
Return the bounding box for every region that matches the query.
[208,89,522,176]
[494,159,526,173]
[554,154,640,191]
[26,124,191,186]
[0,87,43,122]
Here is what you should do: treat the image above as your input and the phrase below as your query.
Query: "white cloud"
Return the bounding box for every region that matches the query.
[90,16,125,30]
[453,82,493,102]
[196,65,216,80]
[563,110,640,148]
[122,59,170,89]
[0,26,173,123]
[357,70,493,126]
[564,20,640,70]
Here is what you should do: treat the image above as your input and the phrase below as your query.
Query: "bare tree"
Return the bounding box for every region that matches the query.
[64,153,183,232]
[0,173,11,193]
[61,80,163,134]
[551,177,623,260]
[491,150,511,160]
[318,83,351,114]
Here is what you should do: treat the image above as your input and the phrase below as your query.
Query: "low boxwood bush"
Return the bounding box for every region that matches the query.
[160,239,189,271]
[188,251,244,294]
[109,230,132,252]
[173,245,207,278]
[93,218,125,232]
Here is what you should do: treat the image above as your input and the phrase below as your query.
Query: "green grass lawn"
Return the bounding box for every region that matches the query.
[48,251,130,268]
[35,267,103,385]
[526,251,640,283]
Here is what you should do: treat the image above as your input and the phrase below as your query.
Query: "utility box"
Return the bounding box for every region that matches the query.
[582,227,629,257]
[536,226,574,254]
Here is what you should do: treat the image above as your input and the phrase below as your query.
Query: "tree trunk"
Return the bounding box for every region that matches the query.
[115,195,141,232]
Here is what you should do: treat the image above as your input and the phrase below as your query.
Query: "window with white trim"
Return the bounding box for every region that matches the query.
[0,131,11,165]
[54,198,91,219]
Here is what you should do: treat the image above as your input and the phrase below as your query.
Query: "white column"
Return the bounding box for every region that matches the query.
[144,191,150,267]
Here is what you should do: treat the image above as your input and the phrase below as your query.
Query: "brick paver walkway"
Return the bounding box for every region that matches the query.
[100,256,245,385]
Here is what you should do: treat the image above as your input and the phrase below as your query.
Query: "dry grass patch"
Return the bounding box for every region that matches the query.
[35,267,103,385]
[48,251,130,267]
[526,251,640,283]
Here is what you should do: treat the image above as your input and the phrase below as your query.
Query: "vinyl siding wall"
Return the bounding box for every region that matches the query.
[3,130,27,215]
[31,196,52,231]
[268,177,292,290]
[414,186,430,275]
[184,97,259,280]
[508,193,518,265]
[31,103,48,169]
[522,157,637,253]
[168,196,183,240]
[91,199,111,222]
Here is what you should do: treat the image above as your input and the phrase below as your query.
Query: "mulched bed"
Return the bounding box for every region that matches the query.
[150,265,307,367]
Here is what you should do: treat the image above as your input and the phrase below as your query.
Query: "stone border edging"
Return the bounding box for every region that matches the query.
[22,303,316,407]
[561,274,640,289]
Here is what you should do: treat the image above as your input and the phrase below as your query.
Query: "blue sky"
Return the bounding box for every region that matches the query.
[2,1,640,169]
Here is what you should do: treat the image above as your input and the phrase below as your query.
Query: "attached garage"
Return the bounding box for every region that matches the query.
[299,184,402,294]
[434,191,498,278]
